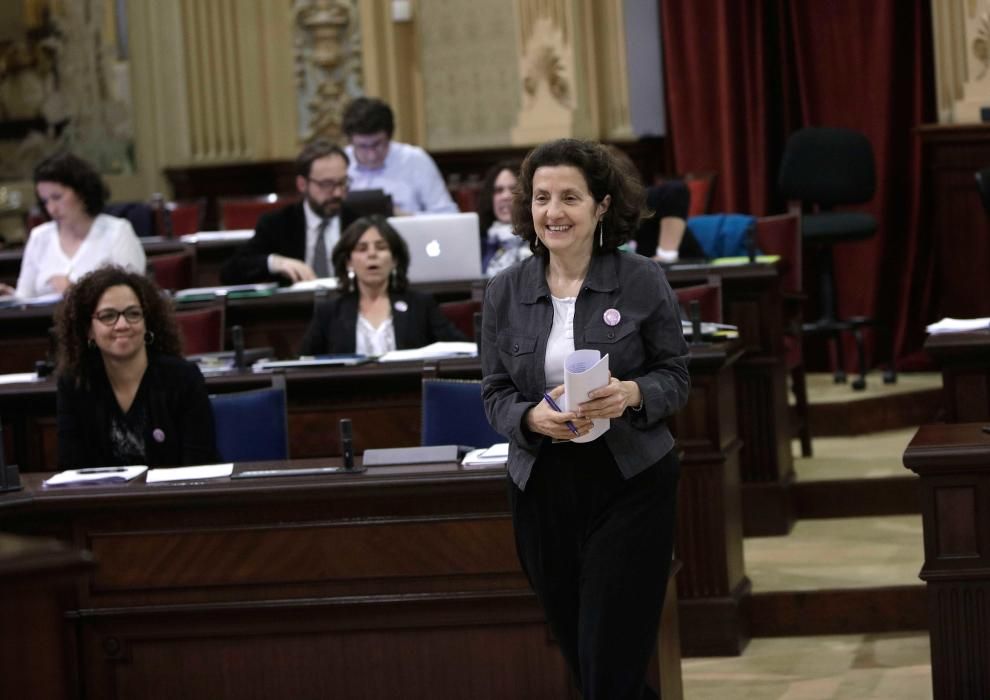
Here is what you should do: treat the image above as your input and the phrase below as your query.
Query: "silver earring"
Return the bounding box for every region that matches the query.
[599,220,605,248]
[347,268,355,291]
[144,330,155,346]
[87,338,96,350]
[390,267,397,288]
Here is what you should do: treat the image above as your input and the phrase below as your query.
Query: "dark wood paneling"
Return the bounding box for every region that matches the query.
[919,124,990,320]
[904,422,990,699]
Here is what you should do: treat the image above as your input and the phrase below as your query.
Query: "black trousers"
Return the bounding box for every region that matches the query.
[508,440,680,700]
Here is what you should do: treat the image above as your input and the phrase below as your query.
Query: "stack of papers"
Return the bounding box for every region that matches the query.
[146,463,234,483]
[461,442,509,468]
[44,465,148,487]
[174,282,277,302]
[288,277,338,292]
[681,320,739,339]
[378,342,477,363]
[926,317,990,334]
[179,230,254,244]
[254,354,368,370]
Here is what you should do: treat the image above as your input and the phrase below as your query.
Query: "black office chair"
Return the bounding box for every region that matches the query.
[778,127,895,390]
[975,167,990,216]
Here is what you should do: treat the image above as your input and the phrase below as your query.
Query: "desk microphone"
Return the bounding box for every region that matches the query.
[232,325,245,369]
[745,220,757,263]
[339,418,355,470]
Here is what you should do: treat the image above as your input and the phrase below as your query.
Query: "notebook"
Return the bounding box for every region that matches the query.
[387,213,482,283]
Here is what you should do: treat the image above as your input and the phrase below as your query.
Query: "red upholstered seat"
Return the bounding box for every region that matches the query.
[219,194,299,230]
[175,303,226,355]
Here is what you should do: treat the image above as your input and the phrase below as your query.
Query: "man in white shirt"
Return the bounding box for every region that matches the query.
[342,97,458,216]
[221,140,350,285]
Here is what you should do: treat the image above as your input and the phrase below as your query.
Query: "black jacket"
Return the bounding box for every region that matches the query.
[481,251,690,489]
[299,289,466,355]
[57,353,218,469]
[220,203,307,285]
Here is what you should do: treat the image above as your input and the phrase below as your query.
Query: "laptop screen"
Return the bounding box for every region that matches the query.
[340,189,394,231]
[387,213,482,283]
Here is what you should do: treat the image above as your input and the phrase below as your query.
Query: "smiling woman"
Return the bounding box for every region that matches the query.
[482,138,691,698]
[53,265,217,469]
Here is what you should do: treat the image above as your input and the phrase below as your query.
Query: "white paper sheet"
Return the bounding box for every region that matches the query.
[179,230,254,244]
[0,372,39,385]
[561,349,610,443]
[146,463,234,483]
[925,317,990,334]
[288,277,338,292]
[378,342,478,363]
[461,442,510,467]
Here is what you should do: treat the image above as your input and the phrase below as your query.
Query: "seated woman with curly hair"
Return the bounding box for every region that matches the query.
[54,265,218,469]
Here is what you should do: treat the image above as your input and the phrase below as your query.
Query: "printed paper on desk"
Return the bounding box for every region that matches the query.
[146,463,234,483]
[560,349,610,444]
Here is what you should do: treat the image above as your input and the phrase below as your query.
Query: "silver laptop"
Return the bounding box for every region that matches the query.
[387,213,482,283]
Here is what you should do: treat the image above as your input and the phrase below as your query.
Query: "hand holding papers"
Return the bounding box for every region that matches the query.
[560,349,610,444]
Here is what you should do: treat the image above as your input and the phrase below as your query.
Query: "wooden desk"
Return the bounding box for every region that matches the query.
[903,422,990,699]
[0,279,482,375]
[668,261,794,536]
[671,340,749,656]
[0,357,483,472]
[0,341,750,658]
[0,532,94,700]
[0,462,683,700]
[924,330,990,422]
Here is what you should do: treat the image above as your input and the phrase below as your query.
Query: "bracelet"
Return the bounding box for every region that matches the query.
[655,247,679,263]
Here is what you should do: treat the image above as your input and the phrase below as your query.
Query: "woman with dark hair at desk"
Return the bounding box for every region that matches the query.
[1,152,145,299]
[299,215,465,355]
[477,160,531,276]
[54,266,217,468]
[481,138,690,699]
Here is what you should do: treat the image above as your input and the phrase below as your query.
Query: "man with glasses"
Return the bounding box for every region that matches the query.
[343,97,457,216]
[221,140,350,284]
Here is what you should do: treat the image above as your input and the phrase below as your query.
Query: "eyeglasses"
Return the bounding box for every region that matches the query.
[93,306,144,326]
[307,176,350,192]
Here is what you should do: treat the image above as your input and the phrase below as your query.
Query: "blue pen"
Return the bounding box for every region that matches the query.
[543,393,580,436]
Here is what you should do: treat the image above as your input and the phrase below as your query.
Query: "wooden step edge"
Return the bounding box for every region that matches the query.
[748,584,927,637]
[792,476,921,519]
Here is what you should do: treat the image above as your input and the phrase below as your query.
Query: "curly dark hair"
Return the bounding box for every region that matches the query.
[331,215,410,293]
[295,139,349,179]
[511,139,646,256]
[34,152,110,217]
[55,266,182,386]
[477,160,521,242]
[342,97,395,138]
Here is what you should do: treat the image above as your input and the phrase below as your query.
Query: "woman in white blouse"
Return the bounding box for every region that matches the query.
[298,215,465,355]
[2,152,145,299]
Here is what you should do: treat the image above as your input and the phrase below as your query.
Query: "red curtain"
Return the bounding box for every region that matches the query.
[661,0,935,368]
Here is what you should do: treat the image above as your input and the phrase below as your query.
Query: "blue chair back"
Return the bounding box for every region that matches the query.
[421,378,504,449]
[210,377,288,462]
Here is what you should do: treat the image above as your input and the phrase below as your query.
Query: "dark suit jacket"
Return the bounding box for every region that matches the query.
[57,353,219,469]
[220,203,307,285]
[299,289,466,355]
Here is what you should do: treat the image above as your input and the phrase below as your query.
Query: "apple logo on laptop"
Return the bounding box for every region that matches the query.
[425,239,442,257]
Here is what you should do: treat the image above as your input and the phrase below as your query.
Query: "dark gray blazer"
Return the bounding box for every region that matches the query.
[481,251,690,489]
[298,289,466,355]
[220,203,307,285]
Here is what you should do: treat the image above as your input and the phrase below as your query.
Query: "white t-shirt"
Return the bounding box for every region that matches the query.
[544,295,576,390]
[345,141,458,215]
[15,214,146,298]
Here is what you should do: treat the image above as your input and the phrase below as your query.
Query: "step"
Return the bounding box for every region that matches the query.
[805,372,942,436]
[744,515,926,638]
[790,428,921,519]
